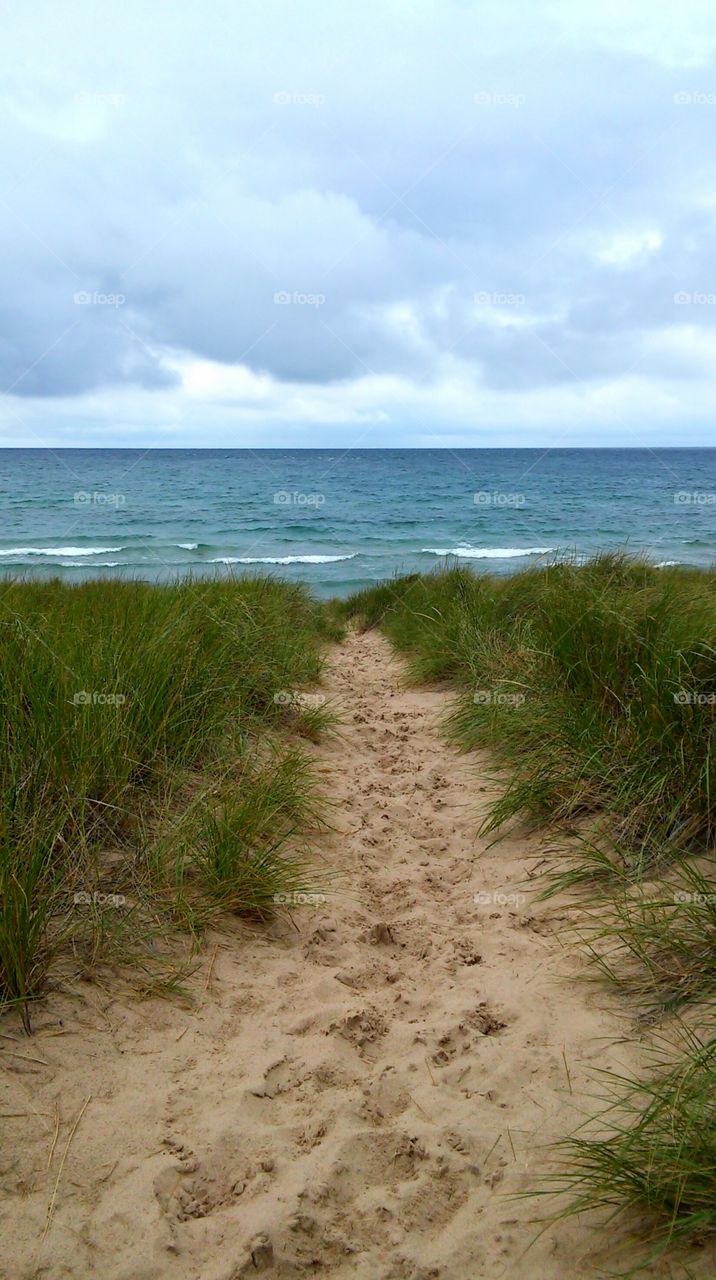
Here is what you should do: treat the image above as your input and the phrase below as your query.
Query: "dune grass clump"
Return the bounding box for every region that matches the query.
[578,857,716,1014]
[550,1032,716,1263]
[168,745,328,914]
[0,574,335,1020]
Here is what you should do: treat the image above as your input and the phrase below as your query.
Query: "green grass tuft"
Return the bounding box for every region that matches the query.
[548,1031,716,1266]
[0,574,333,1020]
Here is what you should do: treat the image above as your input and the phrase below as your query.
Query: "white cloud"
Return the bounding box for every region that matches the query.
[594,228,664,267]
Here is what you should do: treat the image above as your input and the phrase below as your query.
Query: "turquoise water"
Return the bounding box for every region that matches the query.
[0,448,715,597]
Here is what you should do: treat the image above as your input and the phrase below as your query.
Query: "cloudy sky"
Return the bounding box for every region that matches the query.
[2,0,716,447]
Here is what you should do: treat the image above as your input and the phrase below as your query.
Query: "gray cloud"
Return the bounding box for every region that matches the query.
[1,0,716,444]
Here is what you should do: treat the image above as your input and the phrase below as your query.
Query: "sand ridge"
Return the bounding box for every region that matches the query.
[0,629,707,1278]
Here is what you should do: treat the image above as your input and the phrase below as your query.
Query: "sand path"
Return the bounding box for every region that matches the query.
[1,630,706,1278]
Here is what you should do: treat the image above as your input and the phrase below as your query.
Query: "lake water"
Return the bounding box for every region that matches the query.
[1,447,714,596]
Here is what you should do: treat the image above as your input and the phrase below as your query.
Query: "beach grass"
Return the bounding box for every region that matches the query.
[0,574,335,1024]
[545,1028,716,1264]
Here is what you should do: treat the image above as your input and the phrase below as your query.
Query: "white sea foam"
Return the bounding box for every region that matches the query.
[209,554,357,565]
[177,542,198,550]
[421,546,556,559]
[0,546,123,557]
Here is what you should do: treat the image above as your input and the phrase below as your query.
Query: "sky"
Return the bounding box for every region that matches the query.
[2,0,716,448]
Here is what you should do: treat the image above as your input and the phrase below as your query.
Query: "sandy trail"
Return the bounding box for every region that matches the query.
[1,630,708,1279]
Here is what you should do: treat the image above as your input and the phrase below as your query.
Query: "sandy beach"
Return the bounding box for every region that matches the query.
[1,629,710,1279]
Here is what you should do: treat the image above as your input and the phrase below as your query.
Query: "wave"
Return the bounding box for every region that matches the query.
[421,545,556,560]
[655,560,680,568]
[0,546,123,557]
[176,542,199,550]
[209,554,357,565]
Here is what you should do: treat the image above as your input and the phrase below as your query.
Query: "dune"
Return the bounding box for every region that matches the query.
[1,630,706,1278]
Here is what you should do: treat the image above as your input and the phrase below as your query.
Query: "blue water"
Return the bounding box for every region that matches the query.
[0,448,714,597]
